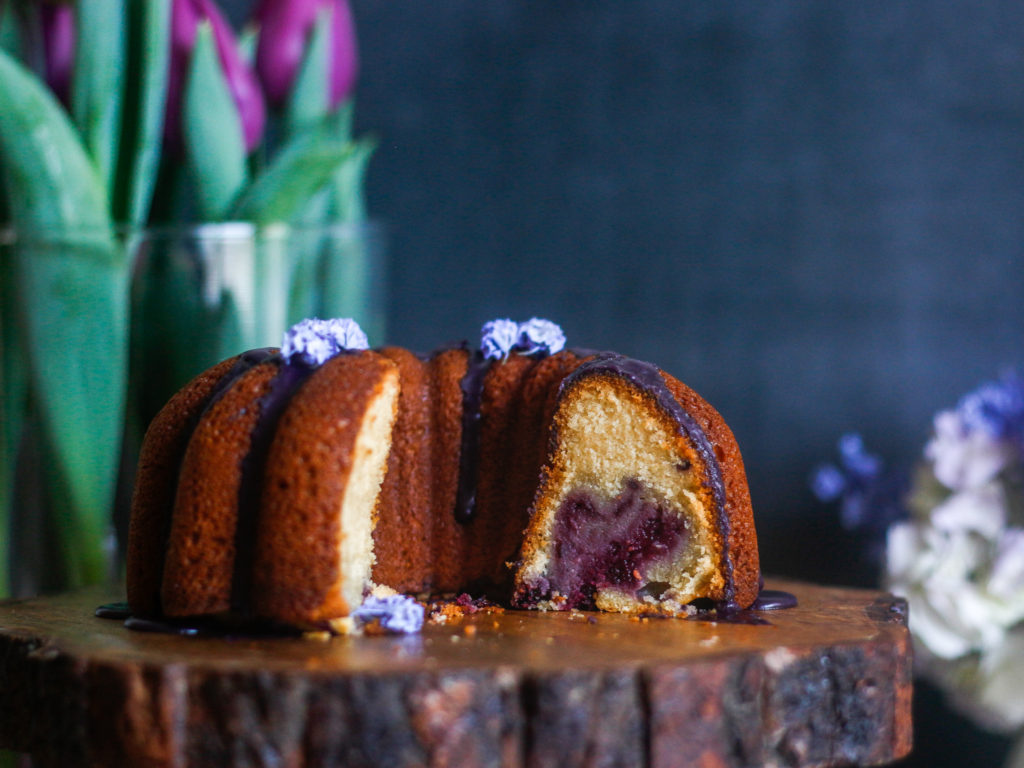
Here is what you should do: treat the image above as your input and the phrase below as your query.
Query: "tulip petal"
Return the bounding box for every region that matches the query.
[285,6,331,132]
[183,20,249,220]
[72,0,126,195]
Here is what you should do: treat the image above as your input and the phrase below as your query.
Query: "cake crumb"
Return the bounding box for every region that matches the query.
[463,624,477,637]
[327,617,358,635]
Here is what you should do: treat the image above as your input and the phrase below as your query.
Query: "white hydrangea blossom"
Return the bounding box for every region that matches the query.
[883,379,1024,731]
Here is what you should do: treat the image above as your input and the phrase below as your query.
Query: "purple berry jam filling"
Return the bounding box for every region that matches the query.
[540,478,688,609]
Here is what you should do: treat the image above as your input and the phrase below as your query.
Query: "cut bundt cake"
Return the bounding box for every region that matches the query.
[125,317,760,631]
[513,354,759,613]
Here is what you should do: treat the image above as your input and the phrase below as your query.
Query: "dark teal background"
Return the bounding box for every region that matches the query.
[229,2,1023,764]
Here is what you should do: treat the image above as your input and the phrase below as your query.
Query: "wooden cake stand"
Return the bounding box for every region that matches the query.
[0,578,911,767]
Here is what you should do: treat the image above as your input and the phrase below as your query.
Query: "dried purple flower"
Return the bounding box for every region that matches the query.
[516,317,566,356]
[351,594,424,634]
[480,317,566,360]
[480,318,519,360]
[280,317,368,366]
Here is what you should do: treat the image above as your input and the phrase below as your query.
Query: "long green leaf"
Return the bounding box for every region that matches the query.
[14,244,127,586]
[0,50,110,229]
[285,7,331,134]
[73,0,126,196]
[331,135,376,222]
[0,49,124,588]
[184,21,248,220]
[114,0,170,225]
[0,2,20,57]
[0,239,22,597]
[231,132,353,224]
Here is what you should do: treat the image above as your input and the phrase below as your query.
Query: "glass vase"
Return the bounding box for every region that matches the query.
[0,221,387,598]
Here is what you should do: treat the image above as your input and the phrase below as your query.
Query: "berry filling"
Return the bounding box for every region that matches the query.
[543,478,688,609]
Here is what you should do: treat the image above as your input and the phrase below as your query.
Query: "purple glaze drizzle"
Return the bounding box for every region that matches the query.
[231,355,319,614]
[557,354,736,607]
[454,348,490,524]
[151,347,277,616]
[95,601,132,620]
[751,589,798,611]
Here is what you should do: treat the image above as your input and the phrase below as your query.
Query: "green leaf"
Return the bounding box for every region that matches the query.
[73,0,126,196]
[237,22,258,66]
[285,7,331,134]
[0,243,23,597]
[0,2,21,57]
[0,49,111,230]
[230,131,354,224]
[184,21,248,220]
[113,0,170,225]
[330,99,355,143]
[331,135,376,222]
[0,49,125,588]
[12,241,128,586]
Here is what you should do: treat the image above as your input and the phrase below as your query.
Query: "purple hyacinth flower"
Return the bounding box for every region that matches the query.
[165,0,266,152]
[958,372,1024,445]
[40,2,75,107]
[253,0,358,110]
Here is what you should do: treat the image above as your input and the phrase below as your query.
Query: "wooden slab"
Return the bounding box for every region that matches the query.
[0,579,911,768]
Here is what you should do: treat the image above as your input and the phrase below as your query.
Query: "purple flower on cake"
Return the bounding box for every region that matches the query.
[517,317,566,356]
[480,318,520,360]
[281,317,368,366]
[480,318,566,360]
[351,594,424,634]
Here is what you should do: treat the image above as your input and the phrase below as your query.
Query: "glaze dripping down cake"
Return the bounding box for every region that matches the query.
[126,318,760,630]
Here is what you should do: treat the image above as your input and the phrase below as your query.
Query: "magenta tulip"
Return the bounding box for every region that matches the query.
[40,2,75,107]
[165,0,265,152]
[253,0,358,111]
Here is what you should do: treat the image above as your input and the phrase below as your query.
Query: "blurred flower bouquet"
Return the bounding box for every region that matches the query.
[814,373,1024,744]
[0,0,379,596]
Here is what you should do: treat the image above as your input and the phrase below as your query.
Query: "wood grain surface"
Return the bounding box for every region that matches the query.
[0,579,911,767]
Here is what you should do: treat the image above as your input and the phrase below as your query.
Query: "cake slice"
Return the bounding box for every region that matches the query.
[513,354,759,614]
[251,350,400,628]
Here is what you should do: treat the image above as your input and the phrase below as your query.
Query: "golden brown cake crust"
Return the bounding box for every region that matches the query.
[372,347,433,591]
[161,362,279,617]
[252,351,398,627]
[425,348,471,592]
[660,373,760,609]
[126,355,242,617]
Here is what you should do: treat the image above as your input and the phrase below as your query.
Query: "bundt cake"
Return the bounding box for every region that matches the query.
[125,318,760,631]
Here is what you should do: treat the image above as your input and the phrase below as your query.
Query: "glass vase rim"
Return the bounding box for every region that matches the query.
[0,218,385,245]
